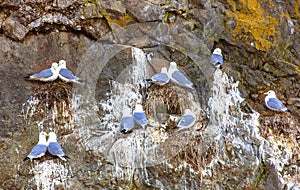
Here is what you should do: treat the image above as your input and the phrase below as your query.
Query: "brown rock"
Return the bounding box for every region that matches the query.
[2,16,29,41]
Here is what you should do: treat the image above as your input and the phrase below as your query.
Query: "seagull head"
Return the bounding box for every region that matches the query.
[122,107,132,116]
[213,48,222,55]
[134,104,144,112]
[184,109,193,114]
[38,131,47,144]
[168,62,178,73]
[51,62,59,71]
[58,60,67,69]
[170,62,177,68]
[264,90,277,98]
[161,67,168,73]
[47,132,58,143]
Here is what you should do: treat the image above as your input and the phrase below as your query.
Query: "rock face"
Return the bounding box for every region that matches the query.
[0,0,299,189]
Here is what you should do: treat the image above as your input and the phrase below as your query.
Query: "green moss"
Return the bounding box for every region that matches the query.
[101,10,135,27]
[254,164,266,187]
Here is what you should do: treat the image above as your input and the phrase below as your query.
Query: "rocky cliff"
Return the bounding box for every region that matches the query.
[0,0,299,189]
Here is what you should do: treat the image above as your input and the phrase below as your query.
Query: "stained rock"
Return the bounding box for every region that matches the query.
[2,16,29,41]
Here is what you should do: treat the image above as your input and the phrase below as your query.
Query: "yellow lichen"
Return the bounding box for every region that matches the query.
[101,10,135,27]
[228,0,280,51]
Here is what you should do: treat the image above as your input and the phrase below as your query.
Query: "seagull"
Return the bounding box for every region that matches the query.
[147,67,170,86]
[46,132,70,161]
[120,107,135,134]
[177,109,196,131]
[168,62,193,89]
[58,60,81,84]
[210,48,223,68]
[23,131,48,161]
[25,62,60,82]
[264,90,289,112]
[133,104,148,129]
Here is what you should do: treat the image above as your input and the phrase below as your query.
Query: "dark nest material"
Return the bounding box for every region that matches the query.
[144,85,183,115]
[144,84,184,130]
[159,134,217,186]
[259,114,298,137]
[23,82,73,130]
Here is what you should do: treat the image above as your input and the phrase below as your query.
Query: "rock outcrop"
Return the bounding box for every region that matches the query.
[0,0,299,189]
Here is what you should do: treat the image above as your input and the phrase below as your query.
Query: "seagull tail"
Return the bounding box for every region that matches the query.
[23,157,30,162]
[64,155,70,159]
[59,155,70,161]
[23,76,33,80]
[120,128,132,134]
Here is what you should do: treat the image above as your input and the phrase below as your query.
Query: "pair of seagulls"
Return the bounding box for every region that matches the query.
[26,60,81,84]
[148,62,193,89]
[120,104,148,133]
[120,105,196,133]
[148,48,224,88]
[23,131,69,162]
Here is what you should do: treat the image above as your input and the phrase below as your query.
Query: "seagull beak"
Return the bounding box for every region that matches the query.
[45,133,50,137]
[263,92,268,95]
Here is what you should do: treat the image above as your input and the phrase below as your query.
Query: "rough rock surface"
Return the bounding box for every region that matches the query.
[0,0,299,189]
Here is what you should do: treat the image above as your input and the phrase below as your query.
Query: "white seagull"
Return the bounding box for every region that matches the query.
[210,48,223,68]
[58,60,81,84]
[168,62,193,89]
[133,104,148,129]
[120,107,135,134]
[148,67,170,86]
[23,131,48,161]
[47,132,69,161]
[177,109,196,131]
[264,90,288,112]
[25,62,60,82]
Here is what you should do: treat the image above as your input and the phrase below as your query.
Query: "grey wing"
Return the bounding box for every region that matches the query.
[120,116,135,131]
[151,73,169,83]
[133,112,148,125]
[267,98,286,110]
[178,114,195,127]
[172,71,193,85]
[59,68,79,80]
[28,144,47,157]
[48,142,65,156]
[210,54,223,65]
[31,69,53,78]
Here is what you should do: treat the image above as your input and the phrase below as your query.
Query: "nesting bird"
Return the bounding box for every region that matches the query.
[148,67,170,86]
[58,60,81,84]
[264,90,288,112]
[25,62,60,82]
[168,62,193,89]
[177,109,196,131]
[46,132,70,161]
[23,131,48,161]
[133,104,148,129]
[120,107,135,134]
[210,48,223,68]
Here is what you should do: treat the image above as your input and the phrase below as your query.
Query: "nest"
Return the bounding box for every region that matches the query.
[144,84,183,115]
[259,114,297,137]
[23,82,73,133]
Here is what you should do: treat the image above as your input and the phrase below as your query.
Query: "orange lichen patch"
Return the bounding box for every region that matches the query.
[228,0,280,51]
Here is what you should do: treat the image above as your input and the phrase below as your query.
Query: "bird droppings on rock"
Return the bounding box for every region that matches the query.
[22,82,74,134]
